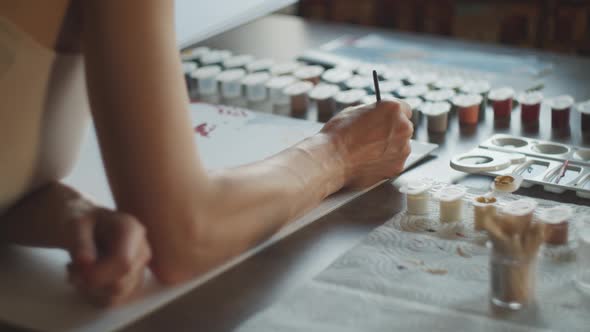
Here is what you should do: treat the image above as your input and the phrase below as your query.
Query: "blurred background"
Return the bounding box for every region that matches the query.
[279,0,590,55]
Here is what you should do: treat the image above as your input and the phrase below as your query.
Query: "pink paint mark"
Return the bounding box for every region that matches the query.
[194,122,216,137]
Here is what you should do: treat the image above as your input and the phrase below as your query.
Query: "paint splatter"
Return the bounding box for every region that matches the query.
[425,268,448,275]
[194,122,216,137]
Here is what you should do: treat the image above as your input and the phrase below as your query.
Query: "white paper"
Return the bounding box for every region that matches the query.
[175,0,296,48]
[0,103,437,332]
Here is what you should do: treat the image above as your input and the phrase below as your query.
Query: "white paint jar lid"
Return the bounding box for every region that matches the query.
[400,179,432,195]
[334,89,368,104]
[502,199,538,216]
[182,61,197,74]
[344,75,372,90]
[518,91,544,105]
[223,54,255,69]
[435,186,467,202]
[549,95,575,110]
[576,100,590,114]
[460,80,491,95]
[396,84,429,98]
[420,101,451,116]
[246,58,275,73]
[270,62,303,76]
[200,50,232,66]
[294,65,325,80]
[283,81,314,96]
[434,76,464,89]
[452,94,483,108]
[538,206,572,224]
[424,89,455,102]
[401,97,423,111]
[371,80,402,94]
[488,87,515,101]
[407,72,438,85]
[321,68,353,84]
[309,84,340,101]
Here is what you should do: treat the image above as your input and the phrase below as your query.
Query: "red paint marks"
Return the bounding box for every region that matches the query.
[194,123,216,137]
[217,107,248,117]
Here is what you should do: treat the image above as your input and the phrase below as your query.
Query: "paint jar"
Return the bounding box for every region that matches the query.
[576,227,590,294]
[488,87,515,120]
[421,102,451,133]
[453,94,483,125]
[434,77,464,91]
[182,62,198,98]
[334,89,368,112]
[190,65,222,103]
[266,76,297,116]
[473,196,497,231]
[424,89,456,103]
[519,92,543,129]
[242,72,271,112]
[200,50,232,67]
[436,186,467,223]
[321,68,353,87]
[395,84,429,99]
[356,63,389,77]
[181,46,210,64]
[370,80,402,95]
[309,84,340,122]
[549,95,575,130]
[538,206,572,246]
[246,58,275,73]
[283,81,314,118]
[382,68,413,82]
[499,199,537,234]
[222,54,255,70]
[344,75,372,91]
[407,72,438,87]
[400,180,432,215]
[217,69,247,108]
[490,244,538,310]
[460,80,490,114]
[401,97,423,126]
[270,62,302,77]
[293,65,325,85]
[576,101,590,135]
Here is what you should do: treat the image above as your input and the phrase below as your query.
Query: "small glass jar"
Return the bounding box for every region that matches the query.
[576,226,590,295]
[490,245,538,310]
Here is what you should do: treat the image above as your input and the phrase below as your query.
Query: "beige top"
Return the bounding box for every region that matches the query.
[0,17,89,214]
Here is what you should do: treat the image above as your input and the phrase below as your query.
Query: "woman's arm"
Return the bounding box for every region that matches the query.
[82,0,412,283]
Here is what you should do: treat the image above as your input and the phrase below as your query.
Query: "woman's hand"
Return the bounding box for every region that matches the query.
[321,100,414,188]
[66,209,151,307]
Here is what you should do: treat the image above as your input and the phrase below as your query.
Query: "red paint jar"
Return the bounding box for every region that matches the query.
[518,92,543,127]
[549,95,575,130]
[453,94,483,125]
[489,87,515,120]
[577,101,590,134]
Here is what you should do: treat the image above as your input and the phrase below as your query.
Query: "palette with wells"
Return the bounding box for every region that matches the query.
[451,134,590,198]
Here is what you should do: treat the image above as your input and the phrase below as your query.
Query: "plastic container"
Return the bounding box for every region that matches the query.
[549,95,575,130]
[400,180,432,215]
[436,186,467,223]
[577,101,590,134]
[309,84,340,122]
[499,199,537,233]
[488,87,515,120]
[519,92,543,129]
[217,69,247,107]
[453,94,483,125]
[460,80,490,114]
[490,246,538,310]
[401,97,423,126]
[266,76,297,116]
[242,72,271,112]
[334,89,368,112]
[538,206,572,246]
[190,65,222,103]
[283,81,314,118]
[473,196,497,231]
[293,65,325,85]
[421,102,451,133]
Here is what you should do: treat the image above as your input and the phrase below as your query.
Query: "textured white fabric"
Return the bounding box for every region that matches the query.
[239,183,590,331]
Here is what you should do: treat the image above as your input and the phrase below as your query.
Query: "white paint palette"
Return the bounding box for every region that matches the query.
[450,134,590,198]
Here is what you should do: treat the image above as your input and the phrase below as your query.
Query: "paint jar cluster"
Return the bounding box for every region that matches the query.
[401,179,590,310]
